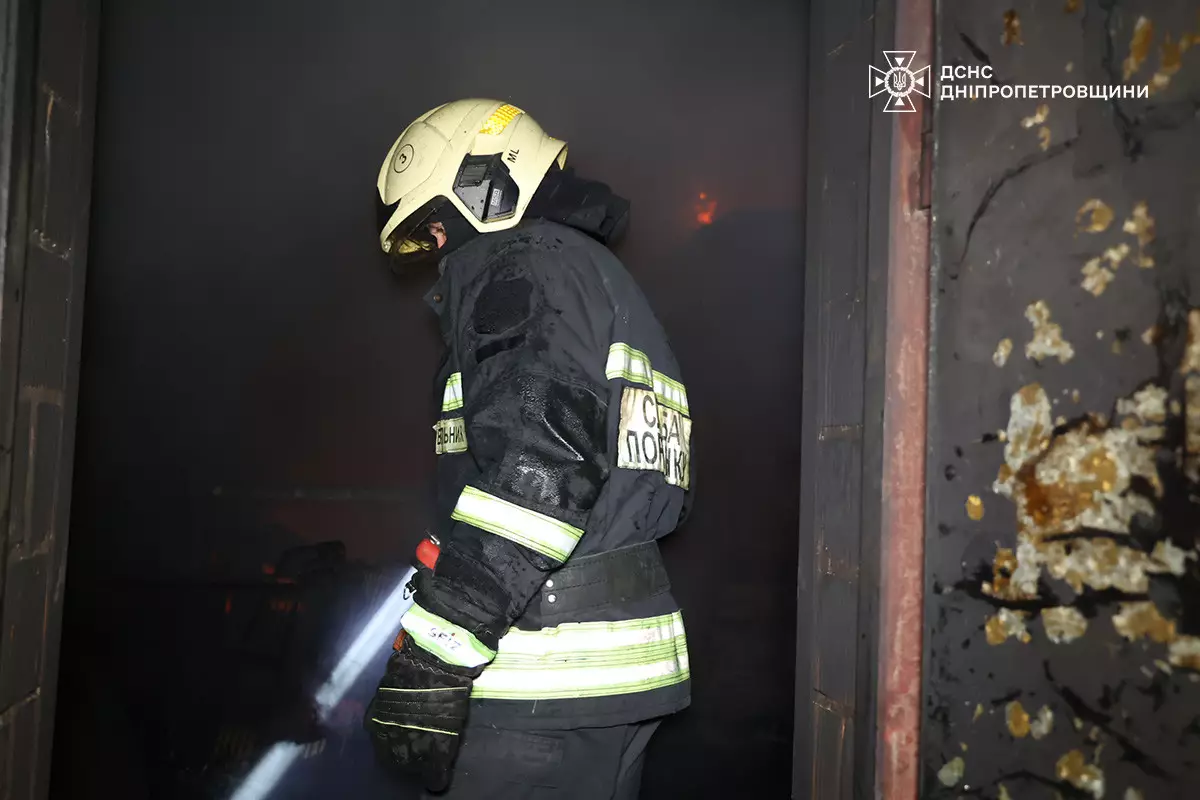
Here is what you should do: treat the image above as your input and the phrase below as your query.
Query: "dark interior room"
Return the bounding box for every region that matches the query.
[51,1,805,797]
[7,1,1193,799]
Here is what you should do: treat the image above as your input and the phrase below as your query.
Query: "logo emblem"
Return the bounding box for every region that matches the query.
[869,51,930,112]
[392,143,415,173]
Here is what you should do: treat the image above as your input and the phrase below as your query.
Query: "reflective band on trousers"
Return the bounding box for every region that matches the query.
[604,343,690,416]
[401,603,496,669]
[471,611,689,700]
[451,485,583,563]
[442,372,464,412]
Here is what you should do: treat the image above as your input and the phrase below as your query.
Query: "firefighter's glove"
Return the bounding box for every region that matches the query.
[364,636,479,792]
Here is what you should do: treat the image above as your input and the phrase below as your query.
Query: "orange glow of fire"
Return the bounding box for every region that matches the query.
[695,192,717,226]
[224,594,233,614]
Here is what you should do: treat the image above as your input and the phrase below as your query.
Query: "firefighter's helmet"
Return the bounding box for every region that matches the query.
[376,99,568,264]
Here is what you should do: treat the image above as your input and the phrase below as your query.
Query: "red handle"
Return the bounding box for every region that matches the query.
[416,538,440,570]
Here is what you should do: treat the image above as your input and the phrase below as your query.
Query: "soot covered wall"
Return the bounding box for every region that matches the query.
[924,1,1200,797]
[57,1,806,797]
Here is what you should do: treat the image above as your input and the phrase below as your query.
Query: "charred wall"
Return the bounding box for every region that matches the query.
[924,1,1200,797]
[795,1,903,797]
[0,0,98,796]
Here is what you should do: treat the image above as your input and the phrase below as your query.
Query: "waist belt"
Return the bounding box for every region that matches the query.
[531,540,670,617]
[474,539,688,705]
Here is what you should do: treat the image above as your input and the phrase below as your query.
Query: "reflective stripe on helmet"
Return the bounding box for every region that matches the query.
[451,486,583,563]
[478,104,523,136]
[401,603,496,669]
[605,343,690,415]
[442,372,464,411]
[471,611,690,700]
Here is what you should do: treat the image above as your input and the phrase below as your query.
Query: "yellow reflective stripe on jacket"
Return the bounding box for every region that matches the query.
[451,486,583,562]
[401,603,496,669]
[604,343,690,415]
[471,611,690,700]
[442,372,464,412]
[651,371,689,416]
[605,343,654,386]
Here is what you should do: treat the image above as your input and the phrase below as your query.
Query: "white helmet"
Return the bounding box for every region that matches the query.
[376,99,568,260]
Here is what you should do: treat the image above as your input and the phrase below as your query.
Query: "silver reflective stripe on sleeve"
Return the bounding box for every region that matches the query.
[442,372,464,412]
[605,343,690,415]
[400,603,496,669]
[471,611,690,700]
[451,486,583,563]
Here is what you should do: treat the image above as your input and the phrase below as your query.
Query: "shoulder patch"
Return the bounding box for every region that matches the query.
[435,417,468,454]
[617,387,692,489]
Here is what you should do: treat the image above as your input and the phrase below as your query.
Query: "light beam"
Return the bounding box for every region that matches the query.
[227,564,419,800]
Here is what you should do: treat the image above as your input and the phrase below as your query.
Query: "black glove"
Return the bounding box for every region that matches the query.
[364,636,479,792]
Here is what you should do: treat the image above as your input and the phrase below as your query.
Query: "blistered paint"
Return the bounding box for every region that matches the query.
[1030,705,1054,740]
[1123,17,1154,81]
[993,338,1014,367]
[1081,259,1114,296]
[1169,636,1200,670]
[1122,202,1156,268]
[1024,304,1075,363]
[993,383,1159,543]
[1112,601,1176,643]
[1076,199,1114,233]
[966,288,1200,794]
[1148,34,1182,94]
[1056,750,1105,799]
[1104,243,1131,269]
[1002,10,1023,46]
[966,494,985,520]
[1006,700,1031,737]
[986,608,1031,644]
[937,756,965,787]
[1021,104,1049,128]
[1146,12,1200,96]
[1042,606,1088,643]
[1181,310,1200,373]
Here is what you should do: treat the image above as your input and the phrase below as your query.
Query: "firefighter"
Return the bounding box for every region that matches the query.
[366,99,693,798]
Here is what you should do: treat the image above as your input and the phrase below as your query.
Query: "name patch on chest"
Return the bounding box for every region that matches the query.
[434,417,468,454]
[617,387,691,489]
